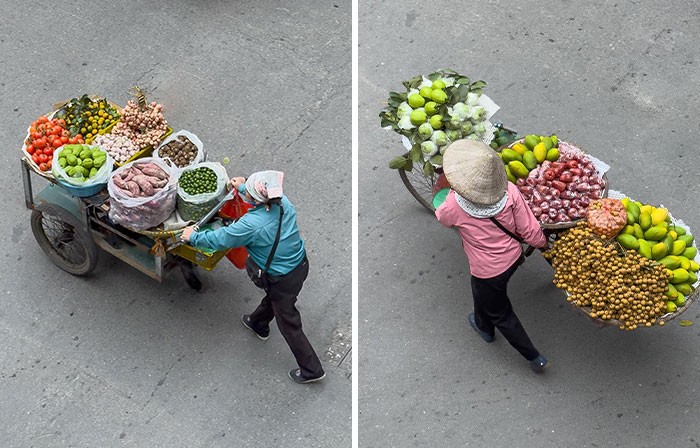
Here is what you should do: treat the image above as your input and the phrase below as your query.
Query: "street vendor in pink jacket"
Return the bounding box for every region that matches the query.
[435,139,549,373]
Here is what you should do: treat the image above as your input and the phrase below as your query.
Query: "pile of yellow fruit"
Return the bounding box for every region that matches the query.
[615,198,699,312]
[499,134,560,182]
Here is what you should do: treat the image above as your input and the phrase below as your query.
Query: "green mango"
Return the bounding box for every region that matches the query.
[682,246,697,260]
[617,234,640,250]
[508,161,529,178]
[522,151,538,171]
[644,226,667,241]
[638,239,652,259]
[678,234,694,246]
[500,148,522,163]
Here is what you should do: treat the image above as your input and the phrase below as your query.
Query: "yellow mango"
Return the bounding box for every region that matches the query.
[671,240,687,256]
[638,239,652,259]
[621,197,631,208]
[680,257,691,271]
[644,226,667,241]
[666,301,678,313]
[665,283,678,299]
[633,224,644,239]
[682,247,697,260]
[639,204,652,215]
[617,234,640,250]
[670,268,690,284]
[674,292,686,307]
[689,272,698,284]
[626,202,641,221]
[639,212,652,230]
[510,143,528,155]
[651,242,668,260]
[689,260,700,272]
[658,256,681,270]
[508,161,529,178]
[533,144,547,163]
[668,230,678,240]
[675,282,693,296]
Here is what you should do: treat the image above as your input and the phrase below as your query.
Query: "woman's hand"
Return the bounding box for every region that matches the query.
[229,176,246,191]
[181,226,196,243]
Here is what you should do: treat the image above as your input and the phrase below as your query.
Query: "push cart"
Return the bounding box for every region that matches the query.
[21,157,229,290]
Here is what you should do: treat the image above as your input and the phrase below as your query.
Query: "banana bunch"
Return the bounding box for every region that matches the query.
[615,198,698,312]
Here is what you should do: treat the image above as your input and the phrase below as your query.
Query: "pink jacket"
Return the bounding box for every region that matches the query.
[435,183,547,279]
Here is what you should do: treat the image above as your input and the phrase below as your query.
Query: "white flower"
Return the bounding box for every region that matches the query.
[397,115,416,130]
[466,92,480,106]
[397,102,413,119]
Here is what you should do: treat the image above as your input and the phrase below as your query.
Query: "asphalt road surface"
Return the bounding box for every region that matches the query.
[360,1,700,447]
[0,1,351,447]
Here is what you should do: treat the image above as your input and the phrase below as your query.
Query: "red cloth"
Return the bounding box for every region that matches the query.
[219,194,252,270]
[435,183,547,278]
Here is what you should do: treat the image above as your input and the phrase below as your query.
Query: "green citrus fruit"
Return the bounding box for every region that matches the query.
[431,89,447,104]
[410,109,427,125]
[419,87,433,99]
[429,114,443,129]
[408,93,425,108]
[424,101,439,116]
[431,79,446,90]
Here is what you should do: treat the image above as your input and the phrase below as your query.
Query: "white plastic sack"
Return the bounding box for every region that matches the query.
[107,157,180,231]
[51,145,114,186]
[176,162,228,222]
[153,130,205,168]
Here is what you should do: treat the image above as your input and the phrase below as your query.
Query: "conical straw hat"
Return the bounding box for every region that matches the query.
[443,139,508,206]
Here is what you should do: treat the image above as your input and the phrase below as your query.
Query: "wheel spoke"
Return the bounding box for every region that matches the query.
[41,215,87,265]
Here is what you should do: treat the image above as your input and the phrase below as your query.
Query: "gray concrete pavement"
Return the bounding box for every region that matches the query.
[0,1,350,447]
[360,1,700,447]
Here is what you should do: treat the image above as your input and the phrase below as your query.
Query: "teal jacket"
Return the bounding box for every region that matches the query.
[189,195,306,276]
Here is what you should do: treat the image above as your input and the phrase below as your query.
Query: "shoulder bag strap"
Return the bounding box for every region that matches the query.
[262,202,284,274]
[489,216,524,244]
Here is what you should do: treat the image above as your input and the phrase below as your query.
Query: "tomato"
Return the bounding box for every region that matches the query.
[51,138,62,148]
[47,160,52,169]
[32,154,40,164]
[68,137,78,144]
[56,119,66,127]
[51,126,62,136]
[61,136,69,144]
[34,138,46,149]
[32,131,42,140]
[37,116,48,124]
[38,153,49,163]
[38,162,48,171]
[43,147,53,156]
[25,145,35,155]
[61,129,70,138]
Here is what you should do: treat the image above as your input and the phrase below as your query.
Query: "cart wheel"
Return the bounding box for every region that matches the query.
[179,260,203,292]
[30,204,98,276]
[398,152,441,212]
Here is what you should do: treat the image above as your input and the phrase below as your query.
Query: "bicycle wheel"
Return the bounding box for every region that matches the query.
[30,204,98,276]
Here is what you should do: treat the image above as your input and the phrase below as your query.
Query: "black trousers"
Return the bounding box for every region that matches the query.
[248,256,325,379]
[470,256,540,361]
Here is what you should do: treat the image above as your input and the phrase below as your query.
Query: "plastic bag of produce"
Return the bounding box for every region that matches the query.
[52,144,114,187]
[107,157,180,231]
[176,162,229,222]
[153,130,205,168]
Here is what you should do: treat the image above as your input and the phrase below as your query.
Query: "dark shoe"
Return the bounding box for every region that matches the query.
[241,314,269,341]
[468,313,494,343]
[288,368,325,384]
[530,355,549,373]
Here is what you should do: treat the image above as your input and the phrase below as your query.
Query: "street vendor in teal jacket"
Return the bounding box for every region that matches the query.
[180,171,325,384]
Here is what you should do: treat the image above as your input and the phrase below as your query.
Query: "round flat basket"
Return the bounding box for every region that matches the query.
[565,285,700,328]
